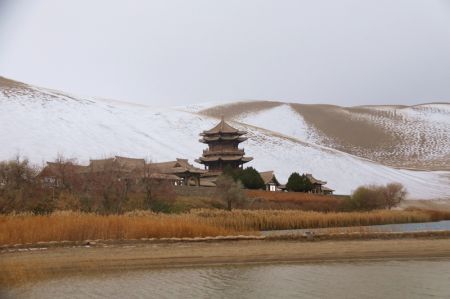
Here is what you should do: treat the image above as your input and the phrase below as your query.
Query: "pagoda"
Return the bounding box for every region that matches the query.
[196,117,253,173]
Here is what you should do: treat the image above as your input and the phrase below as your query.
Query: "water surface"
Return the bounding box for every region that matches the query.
[262,220,450,236]
[6,259,450,299]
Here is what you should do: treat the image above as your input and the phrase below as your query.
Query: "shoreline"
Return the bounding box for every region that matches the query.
[2,237,450,287]
[2,230,450,251]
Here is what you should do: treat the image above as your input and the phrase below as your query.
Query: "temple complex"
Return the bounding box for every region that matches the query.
[38,118,334,193]
[196,117,253,175]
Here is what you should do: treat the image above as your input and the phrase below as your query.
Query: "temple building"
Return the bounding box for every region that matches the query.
[196,117,253,175]
[150,158,206,186]
[259,171,284,192]
[305,173,334,195]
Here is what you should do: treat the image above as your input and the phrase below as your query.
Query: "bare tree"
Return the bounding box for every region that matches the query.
[51,154,80,190]
[0,155,37,190]
[383,183,407,209]
[215,174,247,211]
[142,161,176,212]
[0,156,45,213]
[85,158,130,213]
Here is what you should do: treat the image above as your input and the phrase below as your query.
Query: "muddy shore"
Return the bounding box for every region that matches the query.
[2,237,450,287]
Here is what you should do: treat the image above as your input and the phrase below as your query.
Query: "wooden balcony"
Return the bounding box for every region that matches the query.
[202,148,245,156]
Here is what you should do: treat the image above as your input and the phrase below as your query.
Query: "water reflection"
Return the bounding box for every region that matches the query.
[8,259,450,299]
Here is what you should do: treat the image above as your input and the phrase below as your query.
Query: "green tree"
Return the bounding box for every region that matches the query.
[286,172,302,192]
[236,167,265,189]
[286,172,313,192]
[300,174,314,192]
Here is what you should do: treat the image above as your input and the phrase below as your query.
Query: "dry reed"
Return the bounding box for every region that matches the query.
[0,209,435,246]
[0,211,239,245]
[190,209,433,231]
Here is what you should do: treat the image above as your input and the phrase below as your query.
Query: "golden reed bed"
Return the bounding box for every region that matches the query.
[0,209,438,246]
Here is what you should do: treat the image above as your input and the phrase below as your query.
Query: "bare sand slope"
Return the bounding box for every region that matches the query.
[2,239,450,287]
[202,101,449,171]
[289,103,450,171]
[200,100,282,119]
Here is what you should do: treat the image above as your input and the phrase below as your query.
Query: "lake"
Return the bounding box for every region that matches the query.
[261,220,450,236]
[5,259,450,299]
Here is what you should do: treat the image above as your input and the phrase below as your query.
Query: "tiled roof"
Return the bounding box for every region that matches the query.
[305,173,327,185]
[150,158,206,174]
[201,117,247,135]
[259,171,275,185]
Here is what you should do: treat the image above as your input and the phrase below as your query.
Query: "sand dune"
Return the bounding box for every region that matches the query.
[1,77,449,198]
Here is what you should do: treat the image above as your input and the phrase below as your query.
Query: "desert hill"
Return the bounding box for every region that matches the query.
[1,76,449,199]
[201,101,450,171]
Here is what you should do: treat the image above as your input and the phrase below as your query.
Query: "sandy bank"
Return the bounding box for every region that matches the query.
[2,238,450,287]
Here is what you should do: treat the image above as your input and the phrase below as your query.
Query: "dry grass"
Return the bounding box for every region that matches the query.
[0,211,239,245]
[191,209,433,231]
[246,190,339,201]
[406,208,450,221]
[0,209,439,246]
[246,190,345,211]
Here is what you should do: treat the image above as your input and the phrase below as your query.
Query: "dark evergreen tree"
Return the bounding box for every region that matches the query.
[299,174,314,192]
[236,167,265,189]
[286,173,314,192]
[286,172,303,192]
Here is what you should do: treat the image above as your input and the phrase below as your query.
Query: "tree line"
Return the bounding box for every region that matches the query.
[0,157,407,214]
[0,156,176,214]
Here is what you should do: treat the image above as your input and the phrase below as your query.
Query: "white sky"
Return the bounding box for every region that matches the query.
[1,0,450,106]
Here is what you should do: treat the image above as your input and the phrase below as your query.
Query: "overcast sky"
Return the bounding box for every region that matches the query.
[1,0,450,106]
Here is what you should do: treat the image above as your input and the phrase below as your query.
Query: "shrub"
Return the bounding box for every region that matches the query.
[351,183,407,210]
[350,185,384,210]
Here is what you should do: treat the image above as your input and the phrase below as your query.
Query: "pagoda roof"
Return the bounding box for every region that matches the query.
[199,136,247,143]
[196,156,253,163]
[201,117,247,135]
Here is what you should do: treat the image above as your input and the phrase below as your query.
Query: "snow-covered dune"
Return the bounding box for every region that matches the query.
[1,77,449,199]
[234,103,321,143]
[218,101,450,171]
